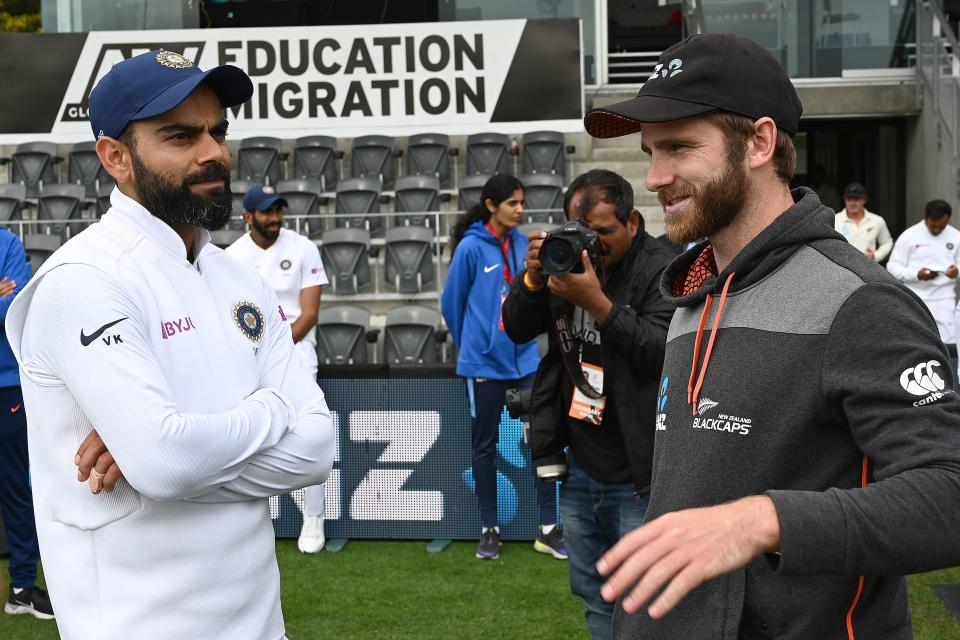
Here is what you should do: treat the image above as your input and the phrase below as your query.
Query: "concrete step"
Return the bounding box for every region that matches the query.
[591,147,646,162]
[573,159,648,176]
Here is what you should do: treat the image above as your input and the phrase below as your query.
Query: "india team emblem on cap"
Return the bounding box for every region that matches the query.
[156,50,195,69]
[233,301,264,342]
[262,186,275,194]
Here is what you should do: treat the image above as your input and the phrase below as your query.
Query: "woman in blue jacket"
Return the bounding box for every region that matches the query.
[441,174,564,561]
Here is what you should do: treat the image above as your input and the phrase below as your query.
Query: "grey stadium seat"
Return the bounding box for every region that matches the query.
[24,233,62,273]
[384,226,435,294]
[2,142,61,199]
[405,133,452,185]
[319,228,371,295]
[393,175,440,228]
[68,141,111,199]
[350,135,398,189]
[210,228,245,249]
[520,174,564,224]
[276,179,323,235]
[522,130,568,178]
[466,133,511,176]
[229,178,257,229]
[383,305,441,365]
[96,181,114,217]
[334,176,382,234]
[316,305,374,365]
[458,174,491,213]
[237,137,287,185]
[0,184,26,225]
[292,135,342,192]
[38,183,85,238]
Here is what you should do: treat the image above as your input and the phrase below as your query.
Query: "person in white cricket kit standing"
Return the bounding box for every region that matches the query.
[226,184,330,553]
[3,50,334,640]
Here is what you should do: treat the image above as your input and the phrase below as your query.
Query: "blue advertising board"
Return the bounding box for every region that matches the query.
[270,377,557,541]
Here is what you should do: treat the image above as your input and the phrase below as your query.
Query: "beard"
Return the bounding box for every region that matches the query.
[660,151,750,245]
[131,153,232,232]
[250,215,281,241]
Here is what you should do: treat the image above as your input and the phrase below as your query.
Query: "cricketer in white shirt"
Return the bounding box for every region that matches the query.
[4,188,335,639]
[226,227,328,376]
[834,208,893,262]
[887,219,960,343]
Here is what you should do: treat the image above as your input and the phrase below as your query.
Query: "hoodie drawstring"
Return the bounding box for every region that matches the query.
[688,272,735,416]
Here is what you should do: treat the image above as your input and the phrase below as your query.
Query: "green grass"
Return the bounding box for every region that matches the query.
[2,542,959,639]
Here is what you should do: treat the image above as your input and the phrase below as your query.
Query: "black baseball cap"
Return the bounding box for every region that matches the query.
[843,182,867,199]
[89,49,253,140]
[584,34,802,138]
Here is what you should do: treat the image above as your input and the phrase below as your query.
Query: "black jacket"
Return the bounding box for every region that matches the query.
[502,224,675,491]
[615,189,960,639]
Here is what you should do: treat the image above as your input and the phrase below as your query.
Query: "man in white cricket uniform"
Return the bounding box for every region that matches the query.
[4,50,334,640]
[834,182,893,262]
[226,185,330,553]
[887,199,960,344]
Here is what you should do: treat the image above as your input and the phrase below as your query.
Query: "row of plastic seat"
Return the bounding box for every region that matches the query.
[0,132,576,201]
[226,173,565,236]
[317,304,448,366]
[233,131,575,188]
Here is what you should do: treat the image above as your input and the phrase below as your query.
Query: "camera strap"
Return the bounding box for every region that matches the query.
[550,295,604,399]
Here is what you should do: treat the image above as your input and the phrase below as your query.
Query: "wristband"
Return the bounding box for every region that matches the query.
[523,272,546,292]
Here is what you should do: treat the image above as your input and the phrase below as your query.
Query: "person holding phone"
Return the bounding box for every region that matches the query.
[887,199,960,345]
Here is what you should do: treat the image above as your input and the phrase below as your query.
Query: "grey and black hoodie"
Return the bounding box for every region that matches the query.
[615,188,960,640]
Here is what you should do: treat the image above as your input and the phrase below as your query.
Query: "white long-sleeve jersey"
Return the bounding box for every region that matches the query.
[5,188,335,640]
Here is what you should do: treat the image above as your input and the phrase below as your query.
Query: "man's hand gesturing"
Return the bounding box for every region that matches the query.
[597,496,781,619]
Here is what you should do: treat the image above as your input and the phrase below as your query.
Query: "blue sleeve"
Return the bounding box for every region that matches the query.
[0,233,30,324]
[440,241,476,348]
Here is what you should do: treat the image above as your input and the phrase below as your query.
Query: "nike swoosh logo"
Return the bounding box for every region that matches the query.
[484,264,499,273]
[10,404,20,413]
[80,317,127,347]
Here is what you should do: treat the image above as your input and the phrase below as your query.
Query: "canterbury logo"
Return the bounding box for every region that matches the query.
[900,360,946,396]
[646,58,683,82]
[696,397,718,416]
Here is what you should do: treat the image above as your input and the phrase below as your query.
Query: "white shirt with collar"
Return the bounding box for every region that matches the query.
[887,220,960,302]
[834,209,893,262]
[4,188,334,640]
[226,228,328,375]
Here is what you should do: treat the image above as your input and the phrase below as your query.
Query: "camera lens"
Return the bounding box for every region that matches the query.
[541,237,576,274]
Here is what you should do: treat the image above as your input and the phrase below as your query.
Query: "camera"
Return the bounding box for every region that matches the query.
[539,220,602,277]
[505,387,568,481]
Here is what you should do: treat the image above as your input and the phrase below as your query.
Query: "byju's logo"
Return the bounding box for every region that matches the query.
[901,360,950,406]
[655,376,669,431]
[646,58,683,83]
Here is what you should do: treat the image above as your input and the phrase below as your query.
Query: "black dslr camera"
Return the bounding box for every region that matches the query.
[539,220,602,277]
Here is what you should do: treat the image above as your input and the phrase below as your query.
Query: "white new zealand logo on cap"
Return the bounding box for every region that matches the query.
[646,58,683,83]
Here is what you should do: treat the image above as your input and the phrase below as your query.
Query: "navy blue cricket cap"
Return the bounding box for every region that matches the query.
[88,49,253,141]
[585,34,802,139]
[243,185,287,212]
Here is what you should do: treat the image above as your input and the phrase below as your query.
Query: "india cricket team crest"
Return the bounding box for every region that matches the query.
[280,259,292,270]
[156,50,194,69]
[233,301,264,342]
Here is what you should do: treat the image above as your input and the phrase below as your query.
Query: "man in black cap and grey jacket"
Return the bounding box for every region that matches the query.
[586,33,960,640]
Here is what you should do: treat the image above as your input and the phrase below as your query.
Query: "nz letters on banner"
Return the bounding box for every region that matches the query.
[270,378,551,542]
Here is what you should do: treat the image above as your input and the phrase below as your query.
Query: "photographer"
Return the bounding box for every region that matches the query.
[502,169,674,639]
